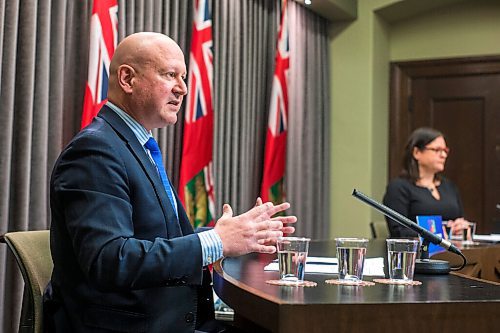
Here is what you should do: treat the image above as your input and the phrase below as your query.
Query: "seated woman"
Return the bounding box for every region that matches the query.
[383,127,470,237]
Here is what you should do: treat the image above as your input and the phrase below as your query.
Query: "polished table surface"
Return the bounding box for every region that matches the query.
[213,240,500,333]
[432,240,500,282]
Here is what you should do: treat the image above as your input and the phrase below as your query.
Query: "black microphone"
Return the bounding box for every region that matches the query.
[352,189,466,274]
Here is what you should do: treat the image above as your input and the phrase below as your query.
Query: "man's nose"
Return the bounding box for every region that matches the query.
[174,79,188,96]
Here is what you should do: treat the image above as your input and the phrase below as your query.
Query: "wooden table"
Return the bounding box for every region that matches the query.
[432,241,500,282]
[213,240,500,333]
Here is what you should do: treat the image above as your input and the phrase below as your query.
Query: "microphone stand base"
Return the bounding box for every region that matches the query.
[415,259,450,275]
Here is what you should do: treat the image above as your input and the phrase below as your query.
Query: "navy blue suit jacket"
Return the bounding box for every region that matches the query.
[45,106,214,332]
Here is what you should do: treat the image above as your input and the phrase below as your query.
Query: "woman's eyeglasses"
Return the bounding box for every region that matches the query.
[424,147,450,155]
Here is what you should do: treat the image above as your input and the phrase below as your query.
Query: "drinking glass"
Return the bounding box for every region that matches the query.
[276,237,311,284]
[386,239,419,281]
[462,222,476,245]
[335,238,368,282]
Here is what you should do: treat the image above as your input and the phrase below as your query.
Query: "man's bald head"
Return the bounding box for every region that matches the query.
[108,32,182,95]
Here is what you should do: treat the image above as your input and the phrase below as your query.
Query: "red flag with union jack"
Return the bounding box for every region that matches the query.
[81,0,118,129]
[179,0,215,228]
[261,0,289,204]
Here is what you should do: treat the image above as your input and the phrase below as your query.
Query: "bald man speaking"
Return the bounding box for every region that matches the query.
[44,32,296,333]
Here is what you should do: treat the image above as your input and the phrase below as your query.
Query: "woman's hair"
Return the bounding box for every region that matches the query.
[400,127,444,182]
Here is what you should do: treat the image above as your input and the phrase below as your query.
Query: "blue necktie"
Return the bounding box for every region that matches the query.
[144,137,178,218]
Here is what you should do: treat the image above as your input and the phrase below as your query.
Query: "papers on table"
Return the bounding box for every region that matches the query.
[473,234,500,243]
[264,256,385,276]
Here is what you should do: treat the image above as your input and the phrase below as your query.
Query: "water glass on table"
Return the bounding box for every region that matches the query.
[276,237,311,284]
[335,238,368,282]
[461,222,476,245]
[386,239,419,282]
[444,220,476,243]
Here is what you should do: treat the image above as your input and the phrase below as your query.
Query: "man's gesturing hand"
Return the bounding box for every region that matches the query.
[214,201,297,257]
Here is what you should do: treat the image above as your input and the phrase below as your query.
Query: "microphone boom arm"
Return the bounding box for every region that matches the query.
[351,189,464,259]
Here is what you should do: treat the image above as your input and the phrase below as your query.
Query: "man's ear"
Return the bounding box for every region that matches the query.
[117,64,135,94]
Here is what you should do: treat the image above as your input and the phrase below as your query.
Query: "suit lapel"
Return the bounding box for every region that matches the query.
[97,106,184,237]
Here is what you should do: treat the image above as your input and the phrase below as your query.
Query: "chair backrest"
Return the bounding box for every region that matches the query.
[370,221,389,239]
[2,230,52,333]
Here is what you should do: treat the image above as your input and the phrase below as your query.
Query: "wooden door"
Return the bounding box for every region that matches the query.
[389,56,500,234]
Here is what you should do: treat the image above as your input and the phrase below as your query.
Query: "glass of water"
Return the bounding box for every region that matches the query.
[462,222,476,245]
[335,238,369,282]
[276,237,311,284]
[386,239,419,281]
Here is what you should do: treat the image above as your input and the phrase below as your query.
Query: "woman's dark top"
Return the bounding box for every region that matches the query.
[382,177,464,237]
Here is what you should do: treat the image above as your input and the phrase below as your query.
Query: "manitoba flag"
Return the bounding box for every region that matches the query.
[260,0,289,204]
[179,0,216,228]
[81,0,118,129]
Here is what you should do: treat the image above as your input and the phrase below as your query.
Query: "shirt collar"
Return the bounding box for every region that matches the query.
[106,101,152,145]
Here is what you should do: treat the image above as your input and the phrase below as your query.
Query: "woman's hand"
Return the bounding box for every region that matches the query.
[446,217,470,235]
